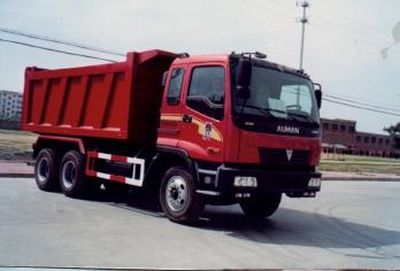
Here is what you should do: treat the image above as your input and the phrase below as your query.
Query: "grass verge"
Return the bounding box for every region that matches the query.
[320,154,400,175]
[0,129,37,161]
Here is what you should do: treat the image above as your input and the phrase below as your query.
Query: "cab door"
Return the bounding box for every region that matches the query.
[158,66,186,147]
[178,64,227,162]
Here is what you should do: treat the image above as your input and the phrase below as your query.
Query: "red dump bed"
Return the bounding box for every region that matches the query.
[22,50,177,146]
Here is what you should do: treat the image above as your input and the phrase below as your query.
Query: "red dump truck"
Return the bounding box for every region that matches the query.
[22,49,322,223]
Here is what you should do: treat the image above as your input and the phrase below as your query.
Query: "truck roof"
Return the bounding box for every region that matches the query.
[173,54,229,65]
[173,53,310,79]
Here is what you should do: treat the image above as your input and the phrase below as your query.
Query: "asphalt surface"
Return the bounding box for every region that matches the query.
[0,178,399,269]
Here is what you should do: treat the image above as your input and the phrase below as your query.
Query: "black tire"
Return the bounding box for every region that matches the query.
[34,148,59,191]
[159,166,204,224]
[240,193,282,219]
[59,150,88,198]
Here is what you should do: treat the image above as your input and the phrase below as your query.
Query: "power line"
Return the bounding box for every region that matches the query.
[243,0,296,23]
[0,38,118,63]
[251,0,394,53]
[0,27,125,57]
[311,2,391,39]
[284,89,400,116]
[327,91,400,109]
[309,22,400,57]
[310,20,390,48]
[325,94,400,113]
[283,89,400,115]
[323,97,400,117]
[266,0,392,45]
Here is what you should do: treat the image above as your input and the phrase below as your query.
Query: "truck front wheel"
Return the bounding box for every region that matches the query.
[35,148,59,191]
[160,167,204,224]
[59,150,88,198]
[240,193,282,219]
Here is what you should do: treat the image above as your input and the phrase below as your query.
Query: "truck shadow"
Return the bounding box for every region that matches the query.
[86,189,400,255]
[196,206,400,256]
[85,187,162,213]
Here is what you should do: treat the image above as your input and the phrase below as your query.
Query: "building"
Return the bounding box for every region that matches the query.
[0,90,23,129]
[0,90,23,121]
[321,118,397,157]
[353,132,392,157]
[321,118,356,149]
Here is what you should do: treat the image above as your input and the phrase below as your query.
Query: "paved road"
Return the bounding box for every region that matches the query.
[0,178,399,269]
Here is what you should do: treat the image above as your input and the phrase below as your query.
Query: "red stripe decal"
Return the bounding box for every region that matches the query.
[110,175,126,183]
[111,154,128,163]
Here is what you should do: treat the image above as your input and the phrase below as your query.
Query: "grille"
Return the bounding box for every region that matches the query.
[258,148,310,166]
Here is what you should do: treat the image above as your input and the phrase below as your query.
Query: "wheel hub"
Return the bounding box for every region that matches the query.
[165,175,188,212]
[37,157,49,183]
[62,160,76,189]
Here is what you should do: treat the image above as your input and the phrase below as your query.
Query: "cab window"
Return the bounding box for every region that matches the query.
[167,68,184,105]
[186,66,225,120]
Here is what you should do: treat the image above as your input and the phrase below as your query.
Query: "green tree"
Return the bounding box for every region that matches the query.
[384,123,400,150]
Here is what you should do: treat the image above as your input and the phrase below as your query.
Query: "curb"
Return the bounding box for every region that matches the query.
[0,173,34,178]
[0,161,34,178]
[322,177,400,182]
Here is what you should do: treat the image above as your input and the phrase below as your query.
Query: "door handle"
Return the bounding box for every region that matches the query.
[207,147,221,154]
[182,114,192,123]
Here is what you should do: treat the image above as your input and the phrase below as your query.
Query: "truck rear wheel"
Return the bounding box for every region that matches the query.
[59,150,88,198]
[160,167,204,224]
[35,148,59,191]
[240,193,282,219]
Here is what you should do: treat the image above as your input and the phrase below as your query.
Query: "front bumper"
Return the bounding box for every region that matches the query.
[197,164,321,198]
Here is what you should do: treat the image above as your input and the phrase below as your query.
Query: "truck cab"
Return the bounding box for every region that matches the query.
[158,53,321,207]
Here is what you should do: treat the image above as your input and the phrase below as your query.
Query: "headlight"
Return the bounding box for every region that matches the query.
[308,177,321,188]
[234,176,257,187]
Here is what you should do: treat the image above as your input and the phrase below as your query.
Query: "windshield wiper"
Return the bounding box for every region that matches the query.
[287,111,316,123]
[240,104,289,119]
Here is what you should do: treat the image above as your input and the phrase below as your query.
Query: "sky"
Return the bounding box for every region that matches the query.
[0,0,399,134]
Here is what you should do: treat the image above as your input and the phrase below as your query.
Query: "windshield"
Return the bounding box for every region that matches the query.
[233,64,319,123]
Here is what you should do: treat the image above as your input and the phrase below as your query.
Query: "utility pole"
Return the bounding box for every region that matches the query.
[297,0,309,71]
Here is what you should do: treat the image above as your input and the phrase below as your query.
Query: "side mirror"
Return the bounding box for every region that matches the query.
[237,58,252,87]
[313,83,322,109]
[236,58,252,99]
[161,71,168,87]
